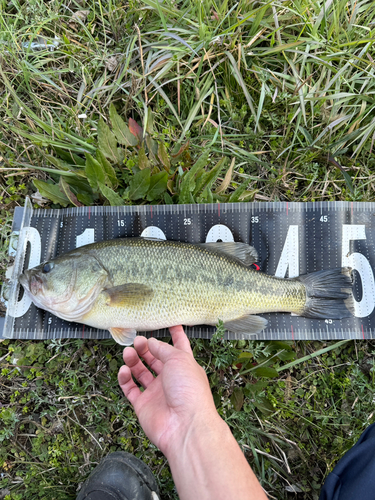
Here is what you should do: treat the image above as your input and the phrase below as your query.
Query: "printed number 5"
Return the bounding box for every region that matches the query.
[342,225,375,318]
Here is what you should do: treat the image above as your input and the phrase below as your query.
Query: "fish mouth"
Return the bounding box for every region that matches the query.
[19,271,44,296]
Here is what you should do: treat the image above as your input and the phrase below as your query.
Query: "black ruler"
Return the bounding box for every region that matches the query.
[2,198,375,341]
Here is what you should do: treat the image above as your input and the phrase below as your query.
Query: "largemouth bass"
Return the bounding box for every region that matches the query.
[19,238,353,345]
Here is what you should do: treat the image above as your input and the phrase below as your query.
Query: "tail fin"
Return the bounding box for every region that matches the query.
[296,268,354,319]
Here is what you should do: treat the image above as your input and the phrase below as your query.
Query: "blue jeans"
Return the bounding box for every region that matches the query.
[320,423,375,499]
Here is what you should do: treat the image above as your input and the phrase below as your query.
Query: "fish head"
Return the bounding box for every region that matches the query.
[19,251,108,321]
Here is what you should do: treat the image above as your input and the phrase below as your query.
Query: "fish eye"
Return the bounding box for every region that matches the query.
[42,263,54,273]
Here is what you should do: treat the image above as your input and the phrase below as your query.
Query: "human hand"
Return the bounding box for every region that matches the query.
[118,325,219,458]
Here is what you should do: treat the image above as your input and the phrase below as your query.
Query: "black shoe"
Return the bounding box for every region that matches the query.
[76,451,160,500]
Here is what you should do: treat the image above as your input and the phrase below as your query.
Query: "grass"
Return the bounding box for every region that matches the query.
[1,0,375,498]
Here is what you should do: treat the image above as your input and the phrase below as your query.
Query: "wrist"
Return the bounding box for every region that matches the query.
[164,409,228,463]
[165,412,268,500]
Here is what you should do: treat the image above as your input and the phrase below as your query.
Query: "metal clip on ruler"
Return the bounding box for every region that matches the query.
[1,198,375,342]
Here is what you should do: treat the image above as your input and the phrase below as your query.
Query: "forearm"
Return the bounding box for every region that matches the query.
[166,412,268,500]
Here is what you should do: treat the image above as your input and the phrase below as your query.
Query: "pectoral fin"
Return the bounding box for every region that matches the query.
[224,315,267,335]
[102,283,154,307]
[109,327,137,346]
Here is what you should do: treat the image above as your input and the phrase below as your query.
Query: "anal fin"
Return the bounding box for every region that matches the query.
[109,327,137,346]
[224,315,267,335]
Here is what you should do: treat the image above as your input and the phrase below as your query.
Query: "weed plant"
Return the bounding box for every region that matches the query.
[1,0,375,498]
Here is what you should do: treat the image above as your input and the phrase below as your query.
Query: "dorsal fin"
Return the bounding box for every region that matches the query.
[199,242,258,266]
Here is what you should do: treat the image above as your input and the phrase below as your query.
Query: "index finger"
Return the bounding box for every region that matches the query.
[169,325,193,355]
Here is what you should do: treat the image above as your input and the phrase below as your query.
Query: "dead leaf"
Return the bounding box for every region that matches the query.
[31,189,49,206]
[70,10,90,25]
[105,56,119,72]
[129,118,143,143]
[215,157,234,194]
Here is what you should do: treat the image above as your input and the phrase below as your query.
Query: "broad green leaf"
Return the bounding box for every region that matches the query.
[147,171,168,201]
[33,179,69,207]
[98,182,124,206]
[109,104,138,147]
[145,135,158,162]
[245,380,268,395]
[96,149,118,188]
[97,117,120,163]
[138,145,151,170]
[265,340,294,352]
[230,387,244,411]
[145,108,154,135]
[64,176,93,194]
[178,149,210,204]
[77,192,94,205]
[164,192,173,204]
[198,187,214,203]
[264,340,293,353]
[157,142,170,171]
[129,169,151,200]
[253,396,275,416]
[254,366,279,379]
[237,352,253,361]
[59,177,83,207]
[85,153,106,190]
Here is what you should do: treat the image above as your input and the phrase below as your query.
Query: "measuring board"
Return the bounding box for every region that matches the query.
[2,198,375,342]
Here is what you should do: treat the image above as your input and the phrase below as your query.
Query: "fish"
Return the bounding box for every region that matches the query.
[18,237,354,346]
